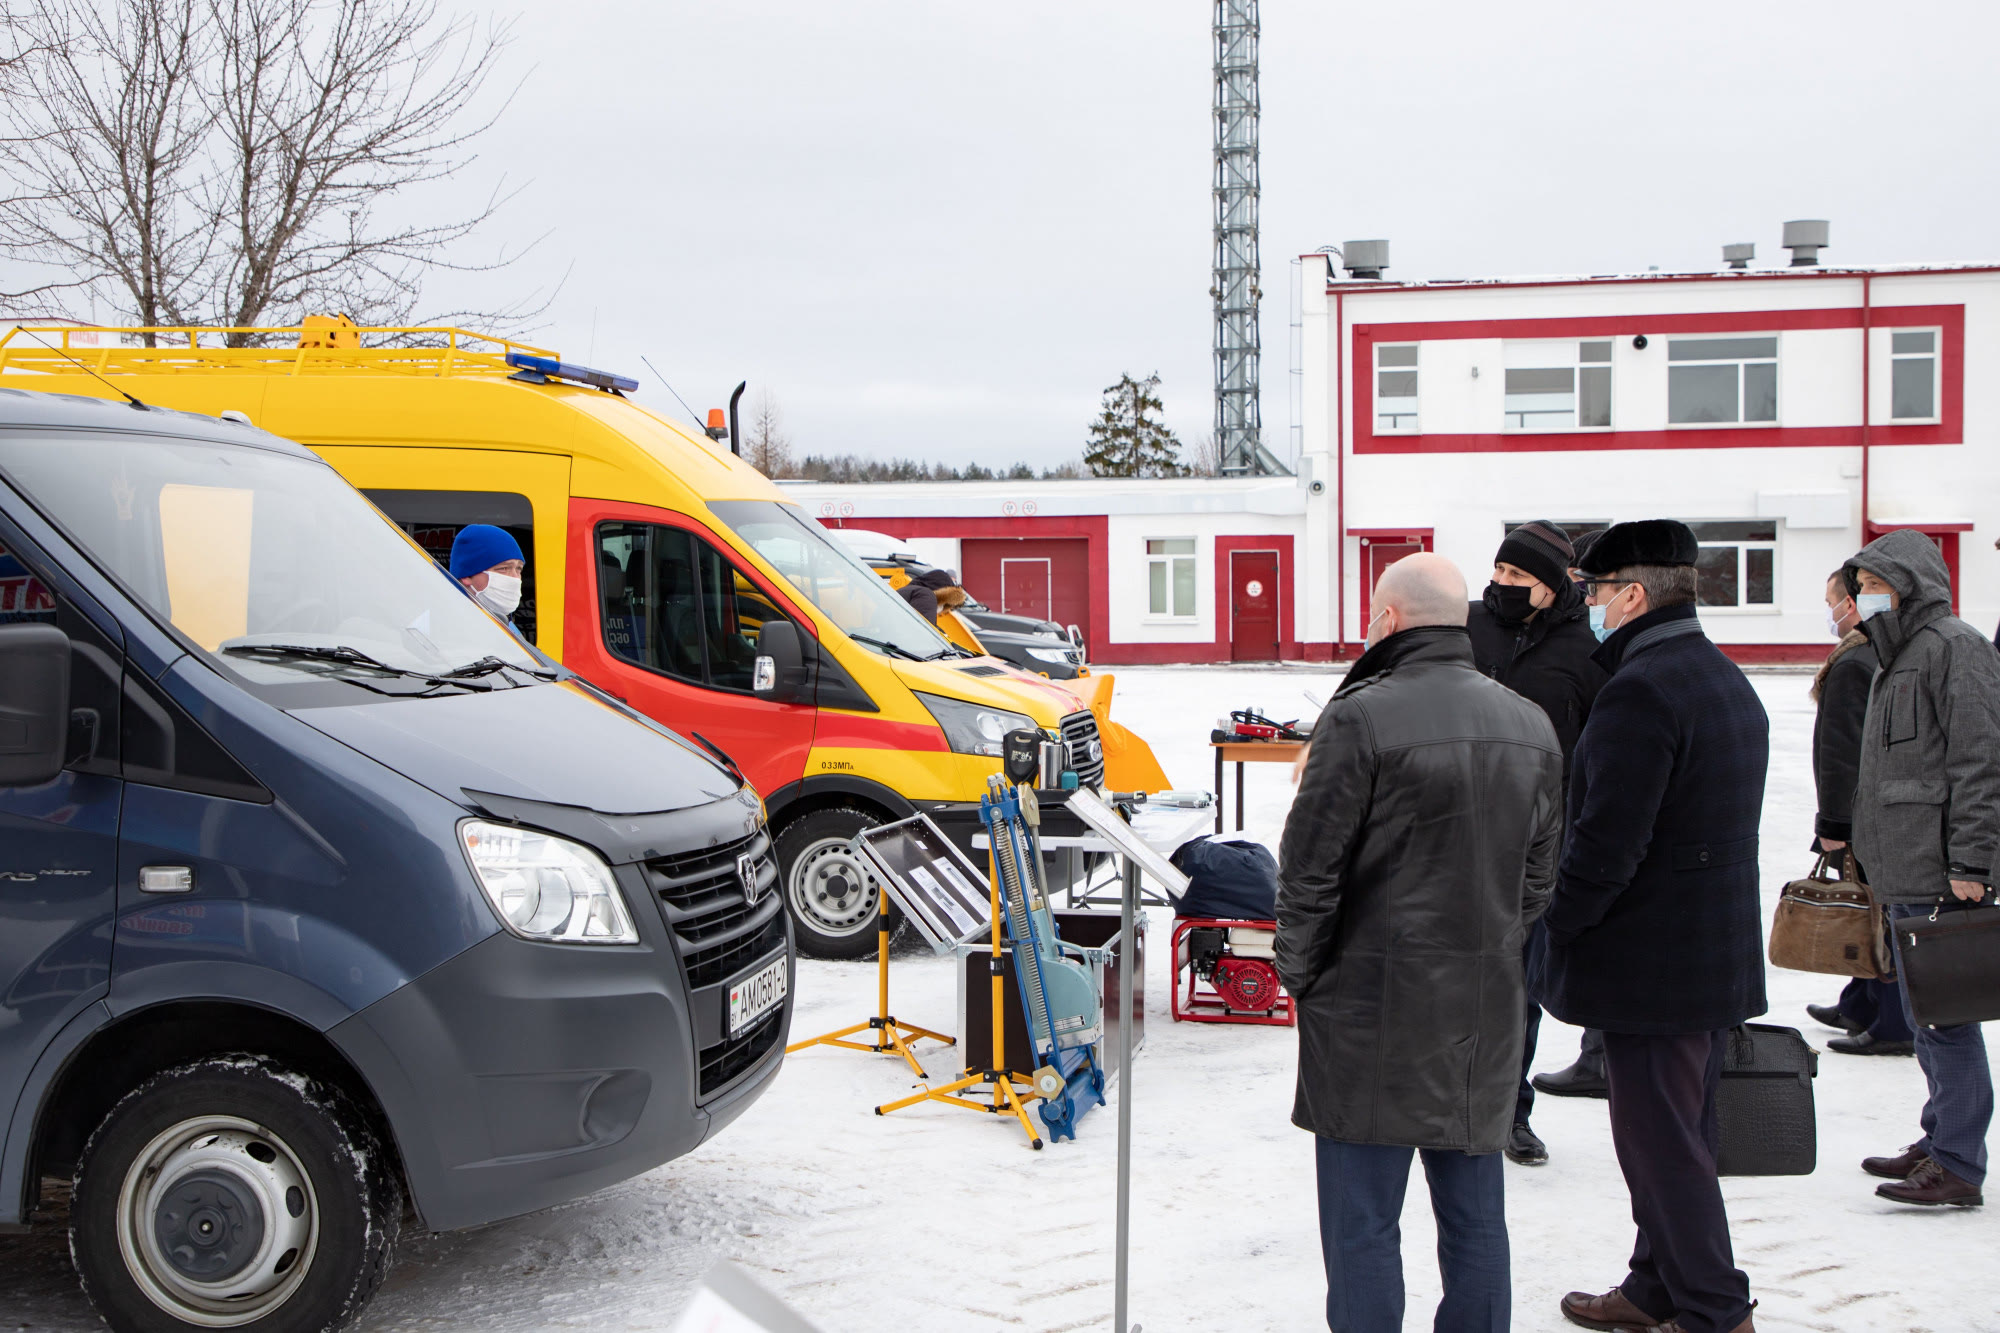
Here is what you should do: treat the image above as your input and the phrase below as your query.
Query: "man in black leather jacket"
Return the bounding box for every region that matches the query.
[1278,553,1563,1333]
[1467,520,1609,1165]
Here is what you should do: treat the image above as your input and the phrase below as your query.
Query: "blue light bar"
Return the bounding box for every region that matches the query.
[504,351,639,394]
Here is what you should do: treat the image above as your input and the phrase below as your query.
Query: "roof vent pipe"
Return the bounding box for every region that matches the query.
[1722,242,1754,270]
[1782,220,1829,266]
[1342,239,1389,280]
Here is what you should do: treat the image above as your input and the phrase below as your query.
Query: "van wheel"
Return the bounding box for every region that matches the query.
[776,806,896,960]
[70,1055,401,1333]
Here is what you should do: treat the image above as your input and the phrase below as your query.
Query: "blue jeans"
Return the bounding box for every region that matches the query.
[1891,901,1995,1185]
[1314,1137,1510,1333]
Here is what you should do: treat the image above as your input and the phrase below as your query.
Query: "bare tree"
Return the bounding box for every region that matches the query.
[1189,431,1222,477]
[0,1,216,331]
[744,389,794,478]
[0,0,530,342]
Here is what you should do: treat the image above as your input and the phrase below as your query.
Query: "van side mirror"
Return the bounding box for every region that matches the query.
[0,623,70,787]
[754,621,807,702]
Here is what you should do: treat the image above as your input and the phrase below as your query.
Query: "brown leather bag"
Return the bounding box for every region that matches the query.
[1768,854,1891,979]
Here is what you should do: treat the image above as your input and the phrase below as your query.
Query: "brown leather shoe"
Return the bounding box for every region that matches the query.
[1876,1155,1984,1207]
[1862,1144,1928,1180]
[1560,1287,1668,1331]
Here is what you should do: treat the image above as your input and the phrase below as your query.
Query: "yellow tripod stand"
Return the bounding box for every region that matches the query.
[875,849,1045,1149]
[784,921,953,1078]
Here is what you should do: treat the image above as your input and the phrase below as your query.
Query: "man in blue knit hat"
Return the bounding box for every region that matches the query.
[449,524,526,630]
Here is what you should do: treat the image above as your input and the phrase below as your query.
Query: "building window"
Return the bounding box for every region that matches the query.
[1375,344,1418,432]
[1691,521,1777,608]
[1667,337,1778,425]
[1503,340,1613,430]
[1890,329,1938,420]
[1146,538,1197,617]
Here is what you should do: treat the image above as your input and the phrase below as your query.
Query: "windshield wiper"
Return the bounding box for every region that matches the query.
[848,633,928,662]
[222,642,406,673]
[221,642,499,692]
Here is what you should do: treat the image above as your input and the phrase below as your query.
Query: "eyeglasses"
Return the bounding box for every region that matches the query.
[1579,579,1633,596]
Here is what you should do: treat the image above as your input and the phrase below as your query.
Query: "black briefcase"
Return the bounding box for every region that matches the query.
[1715,1024,1817,1177]
[1896,903,2000,1029]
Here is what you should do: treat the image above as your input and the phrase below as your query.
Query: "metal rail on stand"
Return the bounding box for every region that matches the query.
[1115,850,1138,1333]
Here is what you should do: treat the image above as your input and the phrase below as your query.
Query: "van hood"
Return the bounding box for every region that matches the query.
[293,679,741,814]
[892,655,1087,722]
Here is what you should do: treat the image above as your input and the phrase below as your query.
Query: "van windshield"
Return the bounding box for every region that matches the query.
[706,500,954,661]
[0,432,541,679]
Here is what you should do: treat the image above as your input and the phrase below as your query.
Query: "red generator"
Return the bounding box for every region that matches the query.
[1171,917,1296,1026]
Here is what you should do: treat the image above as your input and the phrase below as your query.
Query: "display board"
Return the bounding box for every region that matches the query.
[1065,787,1192,903]
[853,814,994,954]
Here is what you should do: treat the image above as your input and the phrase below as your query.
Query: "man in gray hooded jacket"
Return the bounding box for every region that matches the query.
[1846,528,2000,1208]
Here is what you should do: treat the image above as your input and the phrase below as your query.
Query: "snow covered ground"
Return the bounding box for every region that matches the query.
[4,666,1996,1332]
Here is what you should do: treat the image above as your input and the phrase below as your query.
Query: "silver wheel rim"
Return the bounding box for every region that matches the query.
[114,1114,319,1327]
[787,835,879,938]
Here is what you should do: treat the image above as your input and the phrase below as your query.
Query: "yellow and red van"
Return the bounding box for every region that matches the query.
[0,323,1167,957]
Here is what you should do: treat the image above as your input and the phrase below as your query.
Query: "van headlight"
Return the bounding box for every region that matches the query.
[916,692,1038,758]
[460,820,639,944]
[1026,647,1073,664]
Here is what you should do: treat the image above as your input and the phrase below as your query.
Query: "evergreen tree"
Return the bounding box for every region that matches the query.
[1084,372,1186,477]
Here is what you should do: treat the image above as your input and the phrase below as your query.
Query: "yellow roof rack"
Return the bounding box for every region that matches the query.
[0,323,560,380]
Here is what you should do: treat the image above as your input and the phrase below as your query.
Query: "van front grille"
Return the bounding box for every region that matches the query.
[643,826,789,1101]
[643,828,786,988]
[1061,711,1106,788]
[699,1009,785,1098]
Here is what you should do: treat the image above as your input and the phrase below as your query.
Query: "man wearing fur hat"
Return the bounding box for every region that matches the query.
[1539,520,1769,1333]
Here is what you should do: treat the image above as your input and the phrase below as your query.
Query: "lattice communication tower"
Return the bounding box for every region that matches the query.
[1212,0,1284,475]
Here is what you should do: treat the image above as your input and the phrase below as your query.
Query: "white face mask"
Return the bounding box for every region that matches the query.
[476,571,522,619]
[1825,603,1844,639]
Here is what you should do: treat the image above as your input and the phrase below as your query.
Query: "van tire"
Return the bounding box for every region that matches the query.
[776,805,898,960]
[70,1055,401,1333]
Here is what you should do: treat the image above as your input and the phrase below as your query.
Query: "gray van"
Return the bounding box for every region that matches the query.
[0,391,790,1330]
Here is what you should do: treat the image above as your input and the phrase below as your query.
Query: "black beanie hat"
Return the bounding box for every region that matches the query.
[1494,521,1575,593]
[1570,529,1605,572]
[1576,519,1700,574]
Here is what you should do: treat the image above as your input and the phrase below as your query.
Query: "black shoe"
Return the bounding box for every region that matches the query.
[1807,1002,1865,1035]
[1505,1121,1548,1165]
[1532,1060,1609,1099]
[1828,1032,1915,1056]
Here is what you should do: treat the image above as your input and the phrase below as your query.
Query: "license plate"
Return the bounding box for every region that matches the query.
[728,956,788,1036]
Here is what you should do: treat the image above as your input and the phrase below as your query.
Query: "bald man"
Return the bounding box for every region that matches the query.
[1278,553,1564,1333]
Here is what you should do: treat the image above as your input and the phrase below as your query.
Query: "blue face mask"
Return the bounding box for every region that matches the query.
[1589,603,1613,643]
[1856,592,1893,622]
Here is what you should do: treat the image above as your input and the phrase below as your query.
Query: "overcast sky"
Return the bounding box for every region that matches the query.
[418,0,2000,471]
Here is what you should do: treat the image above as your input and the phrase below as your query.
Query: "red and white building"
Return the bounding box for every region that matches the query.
[791,253,2000,664]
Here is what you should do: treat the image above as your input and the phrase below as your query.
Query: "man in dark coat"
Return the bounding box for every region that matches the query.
[1278,553,1564,1333]
[1467,520,1608,1165]
[1846,529,2000,1208]
[896,565,957,623]
[1539,520,1768,1333]
[1802,570,1913,1056]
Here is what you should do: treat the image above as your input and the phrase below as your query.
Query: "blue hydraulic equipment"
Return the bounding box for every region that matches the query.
[980,772,1106,1142]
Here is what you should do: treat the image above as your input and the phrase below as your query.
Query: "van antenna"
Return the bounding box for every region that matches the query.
[639,355,711,435]
[15,326,147,409]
